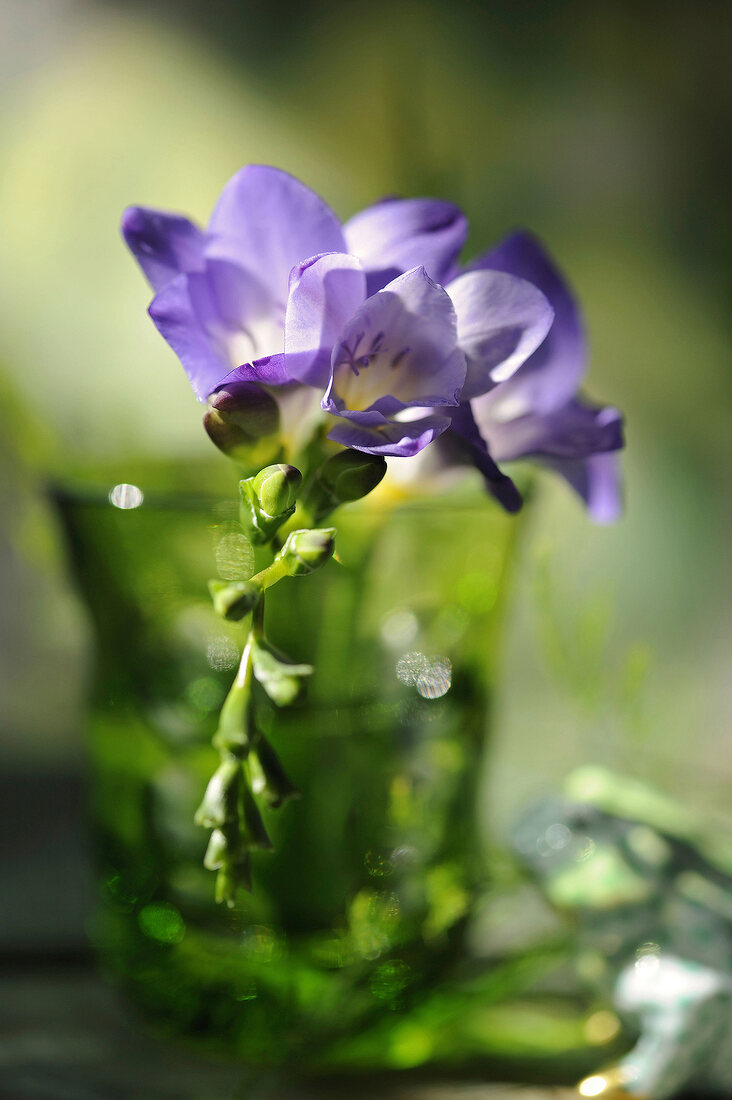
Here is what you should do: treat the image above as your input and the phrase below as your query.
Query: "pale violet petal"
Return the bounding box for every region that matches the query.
[543,452,623,524]
[206,165,346,304]
[467,231,586,415]
[344,198,467,286]
[481,398,624,463]
[149,273,232,401]
[327,414,451,457]
[284,253,367,387]
[324,266,466,416]
[121,206,205,291]
[447,268,554,399]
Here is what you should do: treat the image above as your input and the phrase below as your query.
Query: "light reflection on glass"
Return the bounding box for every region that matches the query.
[215,530,255,580]
[416,658,452,700]
[109,482,143,509]
[573,835,597,861]
[545,822,571,850]
[584,1009,621,1045]
[395,652,452,699]
[396,652,429,686]
[391,845,419,867]
[578,1076,608,1097]
[381,609,418,649]
[634,940,661,972]
[186,676,225,714]
[207,634,239,671]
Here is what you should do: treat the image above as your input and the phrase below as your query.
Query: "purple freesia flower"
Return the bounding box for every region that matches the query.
[449,232,624,521]
[262,250,554,457]
[122,165,468,403]
[331,271,555,456]
[122,165,556,459]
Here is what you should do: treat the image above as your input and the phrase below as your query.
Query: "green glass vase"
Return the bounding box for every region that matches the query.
[55,474,543,1075]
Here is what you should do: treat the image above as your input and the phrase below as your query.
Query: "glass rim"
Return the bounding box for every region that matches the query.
[47,477,517,518]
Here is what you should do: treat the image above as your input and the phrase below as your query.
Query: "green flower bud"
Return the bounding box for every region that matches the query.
[203,382,280,467]
[215,854,252,906]
[251,638,313,707]
[212,681,255,755]
[239,464,302,544]
[253,464,302,517]
[250,735,300,809]
[279,527,336,577]
[194,756,242,829]
[242,784,273,850]
[208,578,260,621]
[204,826,235,870]
[307,449,387,522]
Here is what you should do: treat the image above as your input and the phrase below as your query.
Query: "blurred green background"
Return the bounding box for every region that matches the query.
[1,0,729,842]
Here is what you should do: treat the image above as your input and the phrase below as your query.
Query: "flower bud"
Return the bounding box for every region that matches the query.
[204,827,233,870]
[203,382,280,465]
[242,784,273,850]
[208,579,260,621]
[239,464,302,544]
[194,756,242,829]
[212,682,254,755]
[253,464,302,517]
[251,637,313,707]
[307,449,387,522]
[249,735,300,809]
[215,855,252,906]
[279,527,336,577]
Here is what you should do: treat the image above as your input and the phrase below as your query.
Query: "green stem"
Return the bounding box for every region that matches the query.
[251,555,289,591]
[251,592,266,639]
[235,635,253,691]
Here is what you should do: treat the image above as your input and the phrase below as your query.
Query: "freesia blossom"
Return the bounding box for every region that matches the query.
[276,253,553,456]
[453,232,624,521]
[122,165,554,458]
[122,165,466,403]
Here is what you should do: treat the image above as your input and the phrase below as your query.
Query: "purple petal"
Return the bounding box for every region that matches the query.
[445,403,523,512]
[468,231,586,414]
[323,267,466,418]
[480,398,624,463]
[344,197,468,288]
[216,354,294,389]
[447,269,554,399]
[121,206,205,291]
[206,165,346,304]
[148,274,232,400]
[200,258,284,362]
[327,414,451,457]
[544,452,623,524]
[284,253,367,387]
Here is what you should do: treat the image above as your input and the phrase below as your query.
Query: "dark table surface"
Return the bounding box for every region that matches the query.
[2,962,576,1100]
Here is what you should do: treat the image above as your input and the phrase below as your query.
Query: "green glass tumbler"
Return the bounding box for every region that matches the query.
[56,476,521,1073]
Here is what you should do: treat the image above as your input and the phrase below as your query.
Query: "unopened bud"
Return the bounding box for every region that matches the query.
[204,827,234,870]
[204,382,280,464]
[208,579,260,621]
[307,449,387,522]
[240,464,302,544]
[242,784,273,850]
[215,855,252,905]
[213,682,254,755]
[249,735,300,809]
[279,527,335,577]
[251,637,313,707]
[253,464,302,517]
[194,756,242,828]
